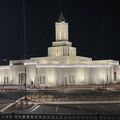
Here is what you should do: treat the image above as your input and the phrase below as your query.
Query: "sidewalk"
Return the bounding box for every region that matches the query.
[31,100,120,105]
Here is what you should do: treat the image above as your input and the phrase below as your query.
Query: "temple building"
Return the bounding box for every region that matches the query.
[0,13,120,87]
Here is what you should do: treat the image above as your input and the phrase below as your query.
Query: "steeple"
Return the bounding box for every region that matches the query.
[47,13,77,57]
[55,12,68,41]
[58,12,66,23]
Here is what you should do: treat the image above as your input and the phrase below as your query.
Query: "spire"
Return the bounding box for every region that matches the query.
[58,12,65,23]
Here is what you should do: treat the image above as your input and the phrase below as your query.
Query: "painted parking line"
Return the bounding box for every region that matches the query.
[56,105,58,113]
[97,105,109,111]
[76,105,85,112]
[1,103,14,112]
[0,96,24,113]
[27,104,38,112]
[30,105,40,112]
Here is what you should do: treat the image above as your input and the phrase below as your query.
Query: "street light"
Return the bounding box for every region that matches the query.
[24,65,27,100]
[61,67,64,94]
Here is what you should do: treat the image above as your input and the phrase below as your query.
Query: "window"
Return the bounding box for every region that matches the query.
[31,81,33,85]
[114,71,117,81]
[64,74,68,86]
[39,76,46,84]
[43,76,46,84]
[39,77,42,84]
[63,47,68,56]
[4,77,8,85]
[69,76,74,85]
[64,75,75,86]
[55,50,60,57]
[18,73,26,85]
[69,76,72,83]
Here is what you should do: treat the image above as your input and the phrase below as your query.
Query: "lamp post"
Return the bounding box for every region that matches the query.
[24,65,27,101]
[61,68,64,94]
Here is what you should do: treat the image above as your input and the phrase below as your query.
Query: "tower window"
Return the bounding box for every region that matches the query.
[55,50,60,57]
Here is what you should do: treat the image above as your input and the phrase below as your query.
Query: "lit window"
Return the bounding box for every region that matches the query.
[55,50,60,56]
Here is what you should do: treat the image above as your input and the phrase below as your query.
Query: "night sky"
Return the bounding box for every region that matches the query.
[0,0,120,62]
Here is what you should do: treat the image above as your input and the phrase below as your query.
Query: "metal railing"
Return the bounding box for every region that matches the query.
[0,113,120,120]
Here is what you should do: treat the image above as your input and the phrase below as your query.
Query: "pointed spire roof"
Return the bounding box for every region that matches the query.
[58,12,66,23]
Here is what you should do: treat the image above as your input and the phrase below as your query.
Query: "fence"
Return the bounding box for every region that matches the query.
[0,113,120,120]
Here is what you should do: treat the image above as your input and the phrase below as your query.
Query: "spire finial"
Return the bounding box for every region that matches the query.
[58,12,65,22]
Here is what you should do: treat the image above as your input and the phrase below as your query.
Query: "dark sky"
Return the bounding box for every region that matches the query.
[0,0,120,62]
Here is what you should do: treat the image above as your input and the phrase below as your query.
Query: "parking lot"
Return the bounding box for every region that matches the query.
[24,103,120,115]
[2,103,120,115]
[1,89,120,115]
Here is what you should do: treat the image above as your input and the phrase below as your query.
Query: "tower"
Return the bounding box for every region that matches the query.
[48,13,76,58]
[55,12,68,41]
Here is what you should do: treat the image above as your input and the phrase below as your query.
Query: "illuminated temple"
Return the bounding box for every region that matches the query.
[0,13,120,87]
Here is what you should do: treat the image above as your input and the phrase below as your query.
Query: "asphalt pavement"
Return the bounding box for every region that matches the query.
[4,103,120,115]
[1,90,120,115]
[30,104,120,114]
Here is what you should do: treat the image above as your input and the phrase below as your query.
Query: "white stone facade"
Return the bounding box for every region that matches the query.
[0,13,120,87]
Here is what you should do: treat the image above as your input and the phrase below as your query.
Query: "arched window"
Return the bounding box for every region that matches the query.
[43,76,46,84]
[39,76,42,84]
[114,71,117,81]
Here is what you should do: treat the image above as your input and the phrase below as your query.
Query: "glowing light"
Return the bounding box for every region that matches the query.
[36,64,111,68]
[55,21,68,41]
[0,66,10,70]
[109,62,119,65]
[24,62,37,65]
